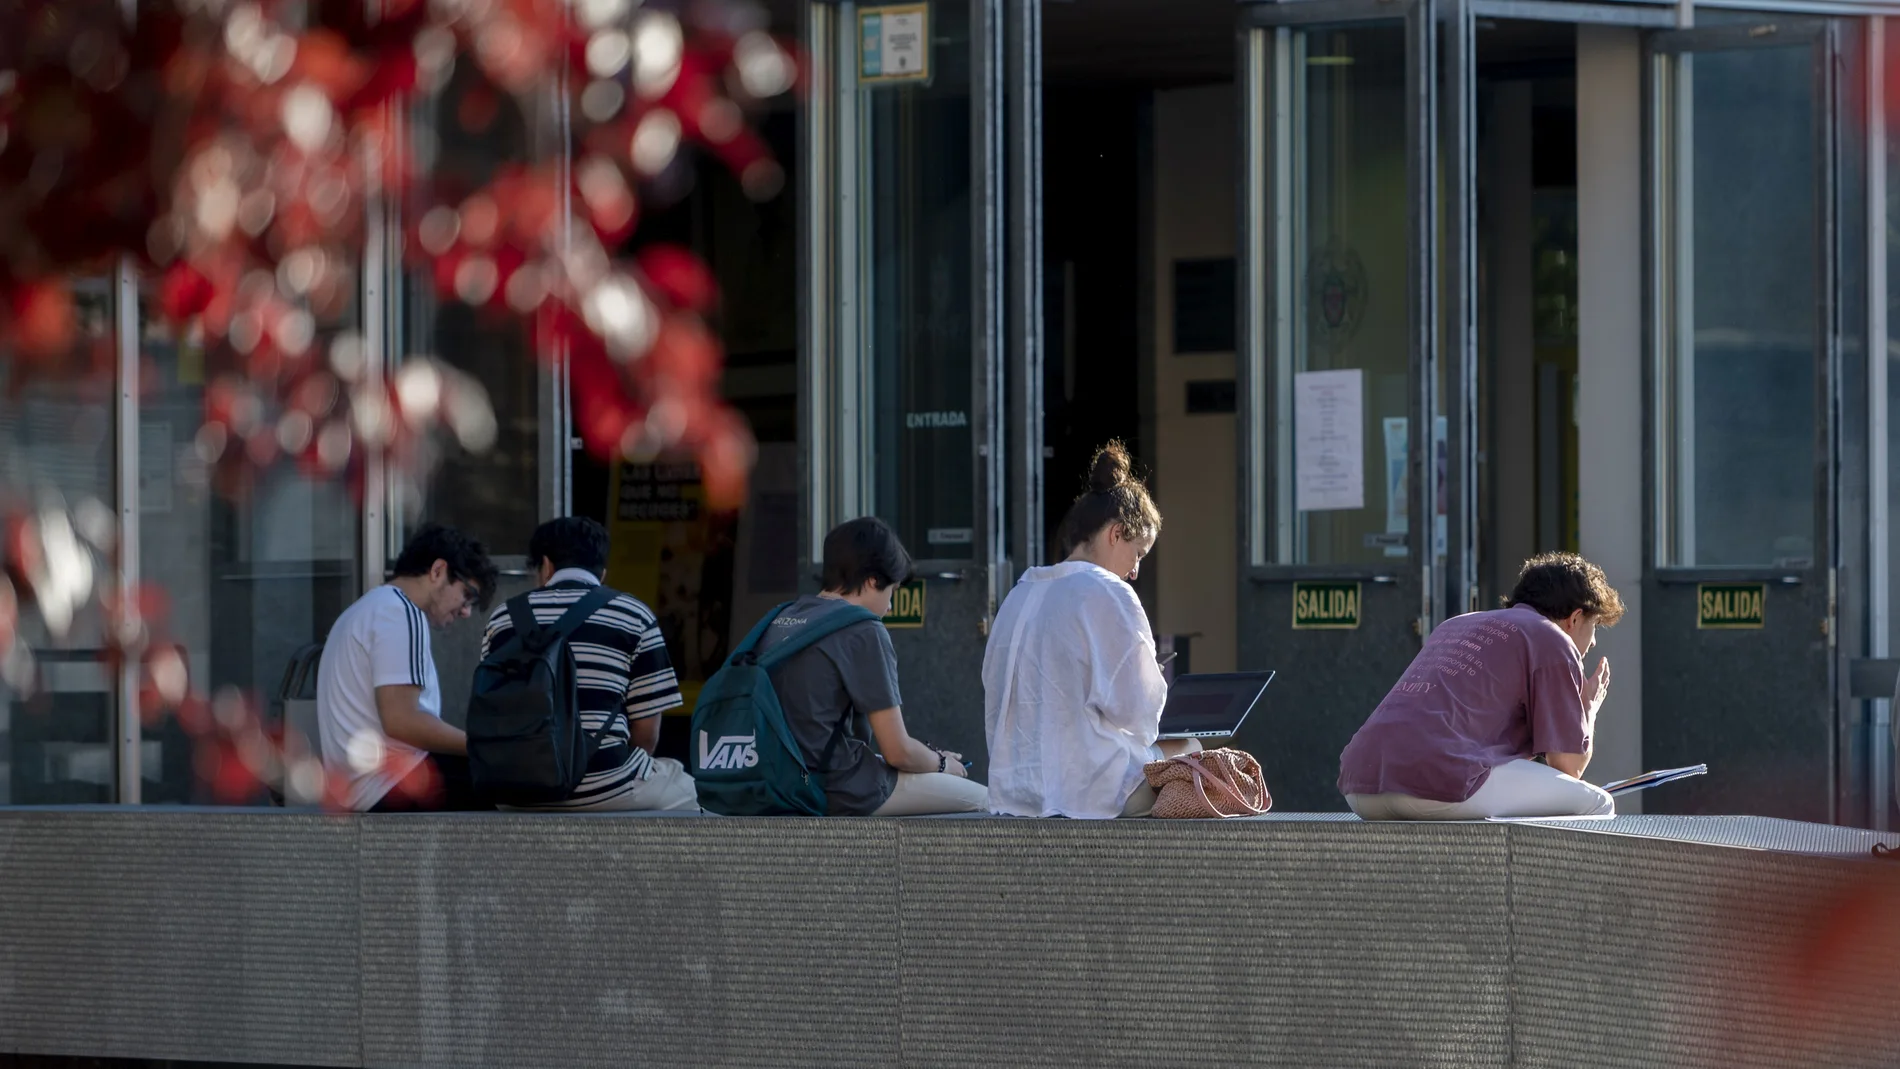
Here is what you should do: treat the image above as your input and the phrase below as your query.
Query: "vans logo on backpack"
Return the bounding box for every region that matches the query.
[698,731,759,770]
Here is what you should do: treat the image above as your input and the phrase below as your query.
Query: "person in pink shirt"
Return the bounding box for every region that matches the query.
[1338,552,1623,819]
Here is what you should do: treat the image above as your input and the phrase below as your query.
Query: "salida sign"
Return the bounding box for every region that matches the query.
[1698,583,1766,630]
[884,579,925,629]
[1293,581,1361,630]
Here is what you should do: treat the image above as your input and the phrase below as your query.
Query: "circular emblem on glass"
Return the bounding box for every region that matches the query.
[1308,241,1369,352]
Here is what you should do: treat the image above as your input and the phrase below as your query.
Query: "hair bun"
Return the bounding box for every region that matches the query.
[1087,440,1134,493]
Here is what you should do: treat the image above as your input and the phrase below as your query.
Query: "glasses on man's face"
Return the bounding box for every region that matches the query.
[455,580,481,613]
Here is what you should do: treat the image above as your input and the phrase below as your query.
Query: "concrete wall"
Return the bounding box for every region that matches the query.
[1576,26,1647,799]
[2,810,1899,1068]
[1151,84,1238,673]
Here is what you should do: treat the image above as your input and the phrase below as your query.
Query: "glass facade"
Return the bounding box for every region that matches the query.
[1,7,1893,810]
[0,56,556,806]
[136,286,363,804]
[0,280,118,803]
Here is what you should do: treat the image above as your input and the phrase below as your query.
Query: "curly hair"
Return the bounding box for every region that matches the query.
[1505,552,1626,626]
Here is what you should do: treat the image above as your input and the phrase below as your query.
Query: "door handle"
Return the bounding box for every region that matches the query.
[1371,575,1399,584]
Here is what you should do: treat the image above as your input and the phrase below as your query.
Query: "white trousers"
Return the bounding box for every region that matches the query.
[872,772,990,816]
[1346,758,1614,820]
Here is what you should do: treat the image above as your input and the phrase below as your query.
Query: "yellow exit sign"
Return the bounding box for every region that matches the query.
[1698,583,1765,630]
[1293,581,1361,630]
[884,579,926,629]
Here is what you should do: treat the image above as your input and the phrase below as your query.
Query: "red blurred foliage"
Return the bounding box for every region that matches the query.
[0,0,796,806]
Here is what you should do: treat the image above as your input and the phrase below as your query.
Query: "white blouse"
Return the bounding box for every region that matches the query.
[983,561,1170,819]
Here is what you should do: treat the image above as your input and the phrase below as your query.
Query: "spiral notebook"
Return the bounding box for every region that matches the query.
[1600,764,1708,796]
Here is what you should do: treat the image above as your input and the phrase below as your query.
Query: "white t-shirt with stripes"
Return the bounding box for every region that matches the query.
[316,585,440,811]
[479,569,684,808]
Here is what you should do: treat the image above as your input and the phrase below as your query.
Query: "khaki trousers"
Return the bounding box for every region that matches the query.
[872,771,990,816]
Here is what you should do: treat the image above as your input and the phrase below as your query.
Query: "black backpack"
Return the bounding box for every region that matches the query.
[466,585,618,806]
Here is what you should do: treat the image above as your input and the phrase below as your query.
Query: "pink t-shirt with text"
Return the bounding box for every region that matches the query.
[1337,605,1591,804]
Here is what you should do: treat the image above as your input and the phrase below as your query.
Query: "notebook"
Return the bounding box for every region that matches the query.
[1601,764,1708,796]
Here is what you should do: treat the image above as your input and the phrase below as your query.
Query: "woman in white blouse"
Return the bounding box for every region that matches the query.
[983,441,1199,818]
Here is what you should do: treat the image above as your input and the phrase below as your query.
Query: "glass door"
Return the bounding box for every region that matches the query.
[1235,0,1453,809]
[804,0,1010,775]
[1644,17,1839,821]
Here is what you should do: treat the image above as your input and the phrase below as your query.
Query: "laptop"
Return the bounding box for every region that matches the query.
[1157,671,1276,740]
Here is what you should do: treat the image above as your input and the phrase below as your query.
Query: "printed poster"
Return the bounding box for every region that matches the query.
[604,462,736,713]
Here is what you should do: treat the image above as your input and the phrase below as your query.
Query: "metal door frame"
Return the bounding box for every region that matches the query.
[800,0,1013,609]
[1645,13,1844,818]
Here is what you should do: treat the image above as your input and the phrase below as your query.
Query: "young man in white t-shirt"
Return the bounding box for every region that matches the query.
[316,523,498,811]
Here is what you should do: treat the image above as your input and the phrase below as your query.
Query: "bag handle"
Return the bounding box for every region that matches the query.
[772,605,882,776]
[1173,753,1270,817]
[728,601,794,664]
[537,585,618,649]
[1186,763,1264,817]
[491,585,619,664]
[755,603,882,669]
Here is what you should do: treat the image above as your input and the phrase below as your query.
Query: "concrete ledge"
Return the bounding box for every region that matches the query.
[2,811,1898,1068]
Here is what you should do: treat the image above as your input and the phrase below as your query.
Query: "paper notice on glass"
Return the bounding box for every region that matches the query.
[1433,414,1448,559]
[1381,417,1408,557]
[1294,369,1365,512]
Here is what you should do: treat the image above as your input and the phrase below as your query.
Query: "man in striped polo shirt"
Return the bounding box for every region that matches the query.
[478,516,698,811]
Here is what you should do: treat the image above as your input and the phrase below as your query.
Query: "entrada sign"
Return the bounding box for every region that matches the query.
[1293,581,1361,630]
[884,579,926,629]
[1697,583,1765,630]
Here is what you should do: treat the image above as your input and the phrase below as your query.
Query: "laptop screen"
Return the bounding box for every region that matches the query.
[1157,672,1274,737]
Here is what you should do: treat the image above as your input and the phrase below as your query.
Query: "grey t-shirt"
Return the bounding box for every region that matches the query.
[753,595,902,816]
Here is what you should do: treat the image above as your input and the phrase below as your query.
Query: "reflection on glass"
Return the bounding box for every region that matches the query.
[1286,24,1410,565]
[1672,45,1816,567]
[0,280,117,802]
[865,0,975,560]
[137,287,362,803]
[404,59,542,554]
[1533,191,1579,556]
[1889,26,1900,682]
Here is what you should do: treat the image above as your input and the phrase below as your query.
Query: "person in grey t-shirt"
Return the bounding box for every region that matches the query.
[752,517,988,816]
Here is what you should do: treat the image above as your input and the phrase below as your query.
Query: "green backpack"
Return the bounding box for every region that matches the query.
[690,600,882,816]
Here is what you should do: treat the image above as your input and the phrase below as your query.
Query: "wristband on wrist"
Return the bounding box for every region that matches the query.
[936,750,947,773]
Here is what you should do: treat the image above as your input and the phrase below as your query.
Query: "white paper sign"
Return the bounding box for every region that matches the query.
[1294,369,1365,512]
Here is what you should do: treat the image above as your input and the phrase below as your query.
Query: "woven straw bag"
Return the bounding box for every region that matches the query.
[1142,748,1273,818]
